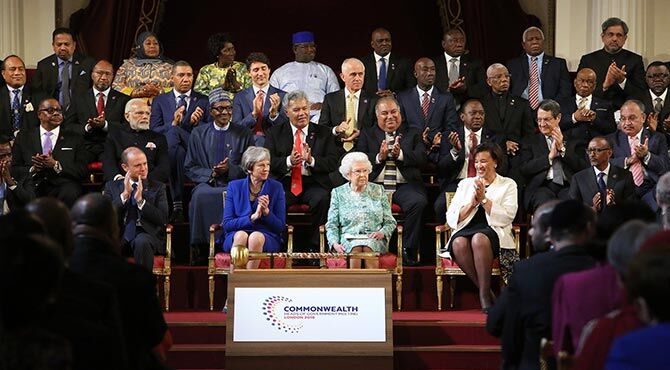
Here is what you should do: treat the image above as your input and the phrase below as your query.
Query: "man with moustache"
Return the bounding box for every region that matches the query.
[0,55,46,140]
[360,28,414,97]
[64,60,130,159]
[11,98,87,207]
[636,62,670,142]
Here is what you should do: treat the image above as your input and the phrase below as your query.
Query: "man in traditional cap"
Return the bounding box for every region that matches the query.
[270,31,340,122]
[185,88,253,264]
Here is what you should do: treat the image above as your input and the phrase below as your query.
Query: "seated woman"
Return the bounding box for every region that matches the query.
[223,146,285,270]
[326,152,397,269]
[112,31,174,100]
[193,32,251,97]
[444,142,518,311]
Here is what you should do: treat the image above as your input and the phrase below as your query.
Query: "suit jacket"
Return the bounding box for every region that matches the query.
[32,52,96,106]
[64,88,130,156]
[12,126,88,186]
[498,246,595,370]
[481,92,536,146]
[0,84,46,140]
[577,48,645,109]
[433,53,487,105]
[319,89,376,153]
[104,178,168,243]
[557,95,616,145]
[436,125,496,191]
[520,132,589,208]
[605,323,670,370]
[506,53,572,102]
[634,88,670,142]
[264,121,339,190]
[232,85,288,131]
[569,165,637,209]
[397,86,459,135]
[102,123,170,183]
[607,129,670,186]
[150,89,210,137]
[356,124,427,185]
[4,166,35,211]
[360,53,415,96]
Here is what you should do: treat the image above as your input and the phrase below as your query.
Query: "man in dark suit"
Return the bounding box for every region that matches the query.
[70,193,167,370]
[570,136,636,213]
[32,28,95,111]
[0,139,34,213]
[357,96,428,265]
[557,68,617,146]
[433,28,487,107]
[360,28,414,98]
[607,99,670,212]
[11,98,87,207]
[265,90,339,251]
[636,61,670,142]
[521,100,588,212]
[397,57,458,137]
[64,60,130,160]
[577,17,645,110]
[103,147,168,271]
[491,200,595,370]
[506,27,572,110]
[150,60,208,220]
[102,98,169,183]
[233,52,287,147]
[0,55,46,140]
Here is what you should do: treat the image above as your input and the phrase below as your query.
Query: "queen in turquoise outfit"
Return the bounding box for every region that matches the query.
[326,152,397,269]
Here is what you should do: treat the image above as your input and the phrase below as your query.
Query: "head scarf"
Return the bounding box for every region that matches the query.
[134,31,169,64]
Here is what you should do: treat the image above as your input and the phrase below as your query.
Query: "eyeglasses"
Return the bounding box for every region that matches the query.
[646,73,670,79]
[211,105,233,112]
[39,107,62,114]
[586,147,610,154]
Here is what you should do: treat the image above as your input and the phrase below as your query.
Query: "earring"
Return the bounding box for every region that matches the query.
[494,164,497,168]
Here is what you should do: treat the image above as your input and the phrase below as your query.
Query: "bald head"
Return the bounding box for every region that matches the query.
[26,198,73,258]
[71,193,117,232]
[92,60,114,91]
[414,58,436,90]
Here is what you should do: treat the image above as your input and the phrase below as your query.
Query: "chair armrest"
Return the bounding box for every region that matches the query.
[165,224,173,258]
[319,225,326,253]
[209,223,222,258]
[513,224,521,255]
[287,224,294,254]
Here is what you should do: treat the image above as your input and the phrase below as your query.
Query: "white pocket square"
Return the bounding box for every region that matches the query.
[60,147,73,151]
[79,70,86,76]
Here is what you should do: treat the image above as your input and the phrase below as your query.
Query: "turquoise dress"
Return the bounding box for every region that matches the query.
[326,182,397,253]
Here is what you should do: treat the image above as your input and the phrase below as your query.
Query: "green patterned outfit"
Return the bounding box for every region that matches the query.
[194,61,251,97]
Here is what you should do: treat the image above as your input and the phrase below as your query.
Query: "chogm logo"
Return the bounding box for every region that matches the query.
[262,296,303,333]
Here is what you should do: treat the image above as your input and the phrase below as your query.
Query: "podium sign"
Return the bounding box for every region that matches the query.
[226,270,393,370]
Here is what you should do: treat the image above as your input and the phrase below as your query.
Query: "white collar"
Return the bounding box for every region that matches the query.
[39,125,60,138]
[93,87,111,96]
[593,163,611,177]
[173,89,192,99]
[417,86,434,96]
[374,52,391,62]
[6,84,23,93]
[345,88,361,99]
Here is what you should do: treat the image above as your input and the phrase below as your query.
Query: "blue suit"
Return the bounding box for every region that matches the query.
[150,89,210,204]
[506,53,572,102]
[222,176,286,253]
[605,323,670,370]
[397,86,459,136]
[232,86,288,146]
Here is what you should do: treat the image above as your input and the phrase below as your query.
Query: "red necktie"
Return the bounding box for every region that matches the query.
[254,90,266,135]
[291,129,303,196]
[96,92,105,116]
[421,92,430,119]
[467,132,478,177]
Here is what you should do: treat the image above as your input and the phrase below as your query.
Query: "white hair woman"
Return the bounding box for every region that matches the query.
[325,152,397,268]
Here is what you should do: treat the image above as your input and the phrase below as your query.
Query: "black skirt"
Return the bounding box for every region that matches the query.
[447,205,500,258]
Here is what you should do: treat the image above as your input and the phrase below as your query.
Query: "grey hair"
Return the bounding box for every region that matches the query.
[241,146,271,174]
[656,172,670,207]
[341,58,365,74]
[621,99,646,114]
[282,90,309,108]
[522,26,545,42]
[338,152,372,180]
[601,17,629,35]
[486,63,508,78]
[125,98,147,114]
[607,220,661,275]
[375,96,400,115]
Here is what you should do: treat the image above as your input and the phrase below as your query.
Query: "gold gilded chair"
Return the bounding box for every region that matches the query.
[152,225,172,311]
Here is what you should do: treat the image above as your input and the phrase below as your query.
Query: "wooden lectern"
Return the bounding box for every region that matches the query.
[226,269,393,370]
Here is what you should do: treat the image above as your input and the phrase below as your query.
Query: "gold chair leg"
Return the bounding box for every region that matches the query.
[437,276,443,311]
[164,276,170,312]
[395,274,402,311]
[449,276,456,309]
[209,275,215,311]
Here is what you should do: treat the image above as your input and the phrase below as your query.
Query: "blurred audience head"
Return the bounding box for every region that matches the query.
[607,220,660,279]
[70,193,120,253]
[593,201,656,260]
[626,242,670,324]
[26,198,74,258]
[529,199,560,253]
[548,200,596,249]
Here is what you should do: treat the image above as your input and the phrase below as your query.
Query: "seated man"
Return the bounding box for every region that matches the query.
[264,90,338,252]
[0,55,45,140]
[357,96,428,266]
[185,89,252,264]
[0,139,35,213]
[150,60,209,220]
[11,98,87,207]
[636,61,670,142]
[360,28,414,98]
[64,59,130,160]
[607,99,670,212]
[569,136,636,212]
[233,52,287,146]
[102,98,169,183]
[104,147,168,271]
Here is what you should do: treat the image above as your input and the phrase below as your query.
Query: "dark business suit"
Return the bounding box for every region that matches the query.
[569,165,637,211]
[264,121,339,249]
[506,53,572,102]
[11,126,88,207]
[433,53,487,106]
[0,84,46,140]
[319,88,376,154]
[360,53,415,96]
[357,124,428,256]
[495,245,594,370]
[64,88,130,159]
[634,88,670,143]
[578,48,646,109]
[232,85,288,146]
[102,122,170,183]
[32,52,96,109]
[607,128,669,210]
[520,132,588,211]
[557,95,616,145]
[397,86,459,136]
[3,166,35,212]
[104,178,168,270]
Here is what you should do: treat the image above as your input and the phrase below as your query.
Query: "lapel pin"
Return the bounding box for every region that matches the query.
[391,64,396,70]
[510,99,515,106]
[51,62,56,67]
[431,97,436,103]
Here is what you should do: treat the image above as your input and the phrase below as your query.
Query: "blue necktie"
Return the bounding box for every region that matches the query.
[123,183,138,242]
[378,57,387,90]
[11,90,21,131]
[0,182,5,216]
[177,94,188,124]
[597,172,607,212]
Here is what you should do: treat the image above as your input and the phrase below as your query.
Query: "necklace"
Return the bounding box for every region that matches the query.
[249,181,262,197]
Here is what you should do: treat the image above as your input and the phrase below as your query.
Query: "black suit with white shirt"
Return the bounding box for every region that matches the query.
[360,52,415,96]
[569,164,636,211]
[557,95,616,146]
